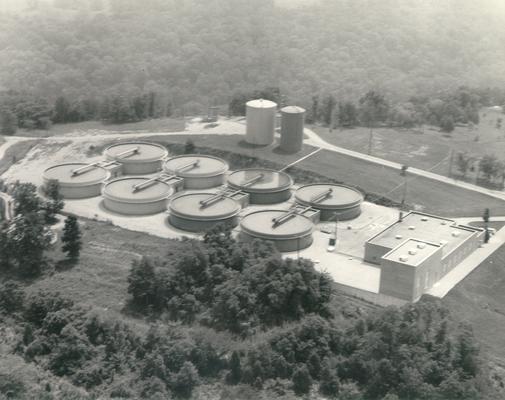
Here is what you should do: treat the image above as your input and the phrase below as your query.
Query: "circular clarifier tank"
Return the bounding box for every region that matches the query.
[43,163,110,199]
[239,209,314,252]
[168,192,241,232]
[227,168,293,204]
[104,142,168,175]
[102,176,174,215]
[163,154,228,189]
[295,183,363,221]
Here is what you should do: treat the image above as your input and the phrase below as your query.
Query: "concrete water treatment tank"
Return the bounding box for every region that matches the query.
[227,168,293,204]
[163,154,228,189]
[168,192,241,232]
[280,106,305,153]
[239,209,315,252]
[295,183,363,221]
[43,163,110,199]
[245,99,277,145]
[104,142,168,175]
[102,176,177,215]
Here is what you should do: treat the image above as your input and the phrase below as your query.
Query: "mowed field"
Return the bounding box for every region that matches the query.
[139,133,505,217]
[311,110,505,177]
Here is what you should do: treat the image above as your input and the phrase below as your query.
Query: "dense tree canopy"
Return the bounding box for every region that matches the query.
[1,0,505,115]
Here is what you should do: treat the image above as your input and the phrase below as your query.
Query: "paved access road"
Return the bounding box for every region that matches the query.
[303,127,505,202]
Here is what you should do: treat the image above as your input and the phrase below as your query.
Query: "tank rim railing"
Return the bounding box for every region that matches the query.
[271,204,318,229]
[199,193,227,209]
[310,188,333,204]
[175,160,200,173]
[71,158,128,177]
[131,173,182,193]
[114,146,140,159]
[199,186,247,209]
[240,173,264,188]
[71,162,101,176]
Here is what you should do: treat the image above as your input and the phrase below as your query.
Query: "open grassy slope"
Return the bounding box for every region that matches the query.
[444,244,505,362]
[13,118,186,138]
[0,140,39,176]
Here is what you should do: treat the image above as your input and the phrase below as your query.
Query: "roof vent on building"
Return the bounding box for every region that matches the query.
[399,255,409,262]
[440,240,448,245]
[452,231,460,237]
[421,217,429,222]
[408,226,415,230]
[408,249,417,255]
[395,234,403,239]
[417,243,426,249]
[441,221,447,225]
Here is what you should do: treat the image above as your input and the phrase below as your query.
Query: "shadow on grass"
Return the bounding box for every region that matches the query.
[121,298,162,323]
[55,258,78,272]
[236,140,270,150]
[272,145,300,155]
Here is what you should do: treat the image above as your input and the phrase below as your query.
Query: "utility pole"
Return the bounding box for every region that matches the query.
[400,165,409,210]
[448,149,454,178]
[297,236,301,263]
[483,208,490,244]
[334,217,338,250]
[367,126,373,155]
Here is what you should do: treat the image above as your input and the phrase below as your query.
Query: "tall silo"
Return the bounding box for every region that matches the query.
[280,106,305,153]
[245,99,277,145]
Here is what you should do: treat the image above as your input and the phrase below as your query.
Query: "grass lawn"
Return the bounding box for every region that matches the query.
[443,244,505,366]
[136,133,505,217]
[14,117,186,138]
[311,110,505,178]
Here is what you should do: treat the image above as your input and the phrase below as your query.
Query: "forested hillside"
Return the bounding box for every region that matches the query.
[1,0,505,115]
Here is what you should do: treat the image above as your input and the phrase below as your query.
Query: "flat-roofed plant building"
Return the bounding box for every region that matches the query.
[365,212,484,301]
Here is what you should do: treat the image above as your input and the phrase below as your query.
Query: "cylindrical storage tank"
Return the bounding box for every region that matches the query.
[280,106,305,153]
[245,99,277,145]
[295,183,363,221]
[227,168,293,204]
[163,155,228,189]
[168,192,241,232]
[239,209,314,252]
[104,142,168,175]
[102,176,174,215]
[42,163,110,199]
